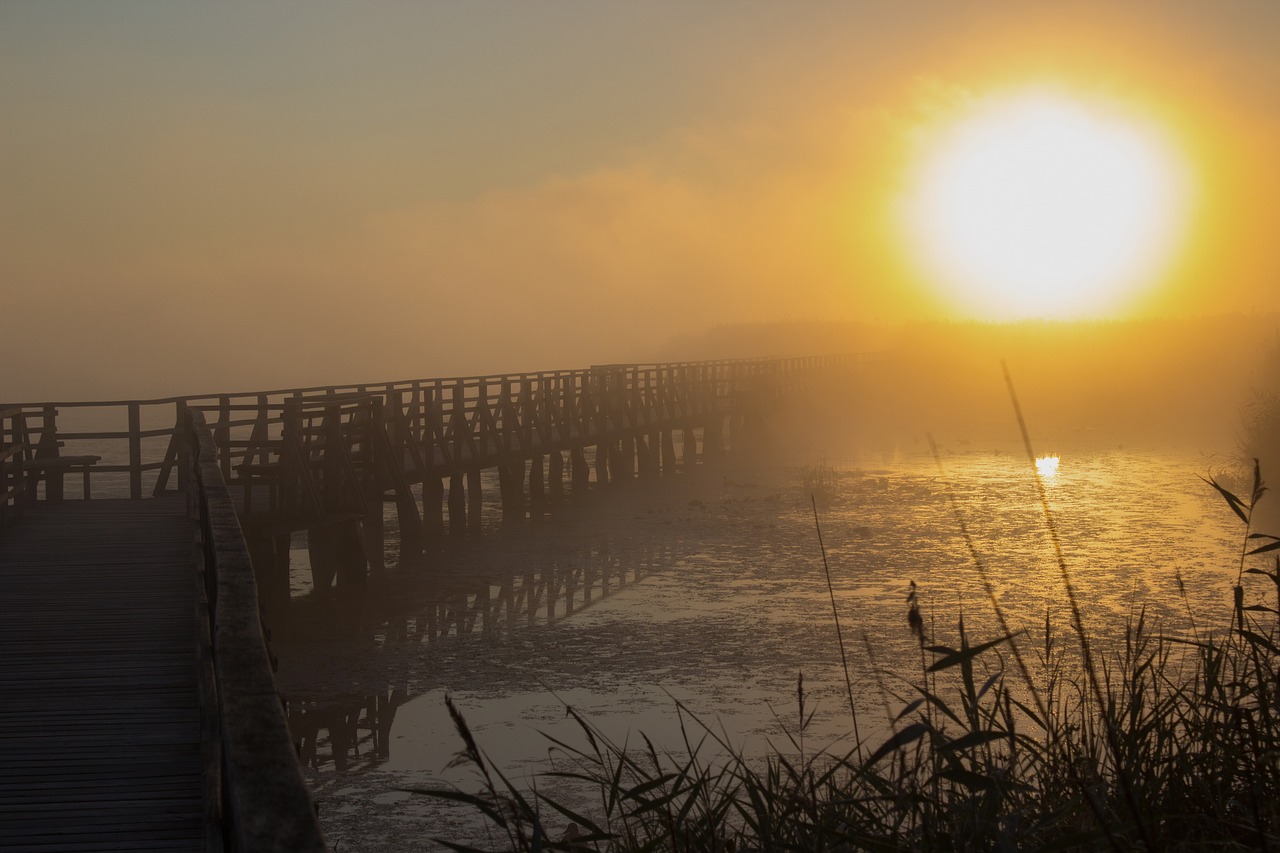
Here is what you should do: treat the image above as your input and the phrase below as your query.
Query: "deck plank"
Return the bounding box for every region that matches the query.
[0,498,205,851]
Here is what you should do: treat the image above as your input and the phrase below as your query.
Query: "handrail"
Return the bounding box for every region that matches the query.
[3,354,865,409]
[185,408,326,851]
[2,354,868,502]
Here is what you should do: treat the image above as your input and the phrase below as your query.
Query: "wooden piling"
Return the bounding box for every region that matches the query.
[570,447,589,494]
[245,529,291,626]
[633,435,652,479]
[362,503,384,572]
[548,449,564,497]
[467,469,482,532]
[447,473,466,536]
[498,463,525,525]
[683,427,699,469]
[704,417,725,462]
[594,443,609,487]
[423,476,445,540]
[308,521,366,593]
[528,455,545,518]
[620,435,636,481]
[661,430,677,475]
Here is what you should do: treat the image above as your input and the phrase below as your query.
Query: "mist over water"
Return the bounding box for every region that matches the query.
[21,318,1276,850]
[274,432,1251,851]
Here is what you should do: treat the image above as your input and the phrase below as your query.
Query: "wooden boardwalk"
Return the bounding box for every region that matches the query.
[0,497,204,852]
[0,356,861,848]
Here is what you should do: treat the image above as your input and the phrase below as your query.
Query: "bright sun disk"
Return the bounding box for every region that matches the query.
[904,89,1191,320]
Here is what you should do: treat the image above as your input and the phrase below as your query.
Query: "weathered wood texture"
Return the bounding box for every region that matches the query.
[0,497,204,851]
[185,409,326,852]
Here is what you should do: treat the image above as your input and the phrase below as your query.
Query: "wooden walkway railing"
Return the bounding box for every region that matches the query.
[2,355,865,604]
[0,355,864,518]
[184,407,326,851]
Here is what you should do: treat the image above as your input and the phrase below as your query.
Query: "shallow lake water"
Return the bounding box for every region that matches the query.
[270,436,1261,851]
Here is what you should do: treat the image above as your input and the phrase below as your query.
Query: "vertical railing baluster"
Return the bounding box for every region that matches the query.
[128,402,142,499]
[217,395,232,484]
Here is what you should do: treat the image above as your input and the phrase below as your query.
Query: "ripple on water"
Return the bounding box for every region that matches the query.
[278,445,1255,851]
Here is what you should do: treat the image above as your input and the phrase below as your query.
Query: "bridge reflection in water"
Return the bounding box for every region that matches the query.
[278,515,670,773]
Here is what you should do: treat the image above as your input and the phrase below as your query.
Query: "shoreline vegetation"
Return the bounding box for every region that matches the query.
[412,415,1280,849]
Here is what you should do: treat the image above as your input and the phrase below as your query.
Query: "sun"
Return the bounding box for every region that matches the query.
[902,88,1191,320]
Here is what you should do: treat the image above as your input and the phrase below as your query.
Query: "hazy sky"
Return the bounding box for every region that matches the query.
[3,1,1279,399]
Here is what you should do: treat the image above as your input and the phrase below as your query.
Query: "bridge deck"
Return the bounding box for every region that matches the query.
[0,498,204,852]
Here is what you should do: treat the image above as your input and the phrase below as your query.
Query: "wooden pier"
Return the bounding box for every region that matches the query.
[4,356,863,604]
[0,355,865,850]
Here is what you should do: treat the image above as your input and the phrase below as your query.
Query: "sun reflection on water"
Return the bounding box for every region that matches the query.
[1035,454,1061,478]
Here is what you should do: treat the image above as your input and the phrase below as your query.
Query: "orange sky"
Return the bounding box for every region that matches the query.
[2,1,1278,400]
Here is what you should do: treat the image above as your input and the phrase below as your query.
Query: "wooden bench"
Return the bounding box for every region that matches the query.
[21,455,102,501]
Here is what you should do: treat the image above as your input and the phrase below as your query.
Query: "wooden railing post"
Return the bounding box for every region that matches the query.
[2,353,855,526]
[216,395,232,485]
[127,402,142,499]
[174,401,189,494]
[32,406,62,502]
[499,378,514,455]
[519,376,534,452]
[450,381,466,465]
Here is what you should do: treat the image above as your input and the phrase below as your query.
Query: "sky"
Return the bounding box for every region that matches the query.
[3,1,1280,400]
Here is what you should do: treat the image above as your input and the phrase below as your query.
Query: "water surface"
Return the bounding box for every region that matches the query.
[273,439,1255,851]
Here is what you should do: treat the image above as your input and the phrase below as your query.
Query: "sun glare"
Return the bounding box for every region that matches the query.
[904,89,1191,320]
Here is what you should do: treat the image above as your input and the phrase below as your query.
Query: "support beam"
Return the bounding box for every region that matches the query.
[308,521,366,593]
[620,435,636,482]
[704,418,725,462]
[467,469,483,532]
[362,504,384,573]
[423,476,445,540]
[682,427,699,469]
[498,463,525,526]
[570,447,589,495]
[447,473,466,536]
[661,430,677,475]
[633,435,653,479]
[594,443,609,487]
[245,529,291,628]
[548,449,564,497]
[528,455,545,519]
